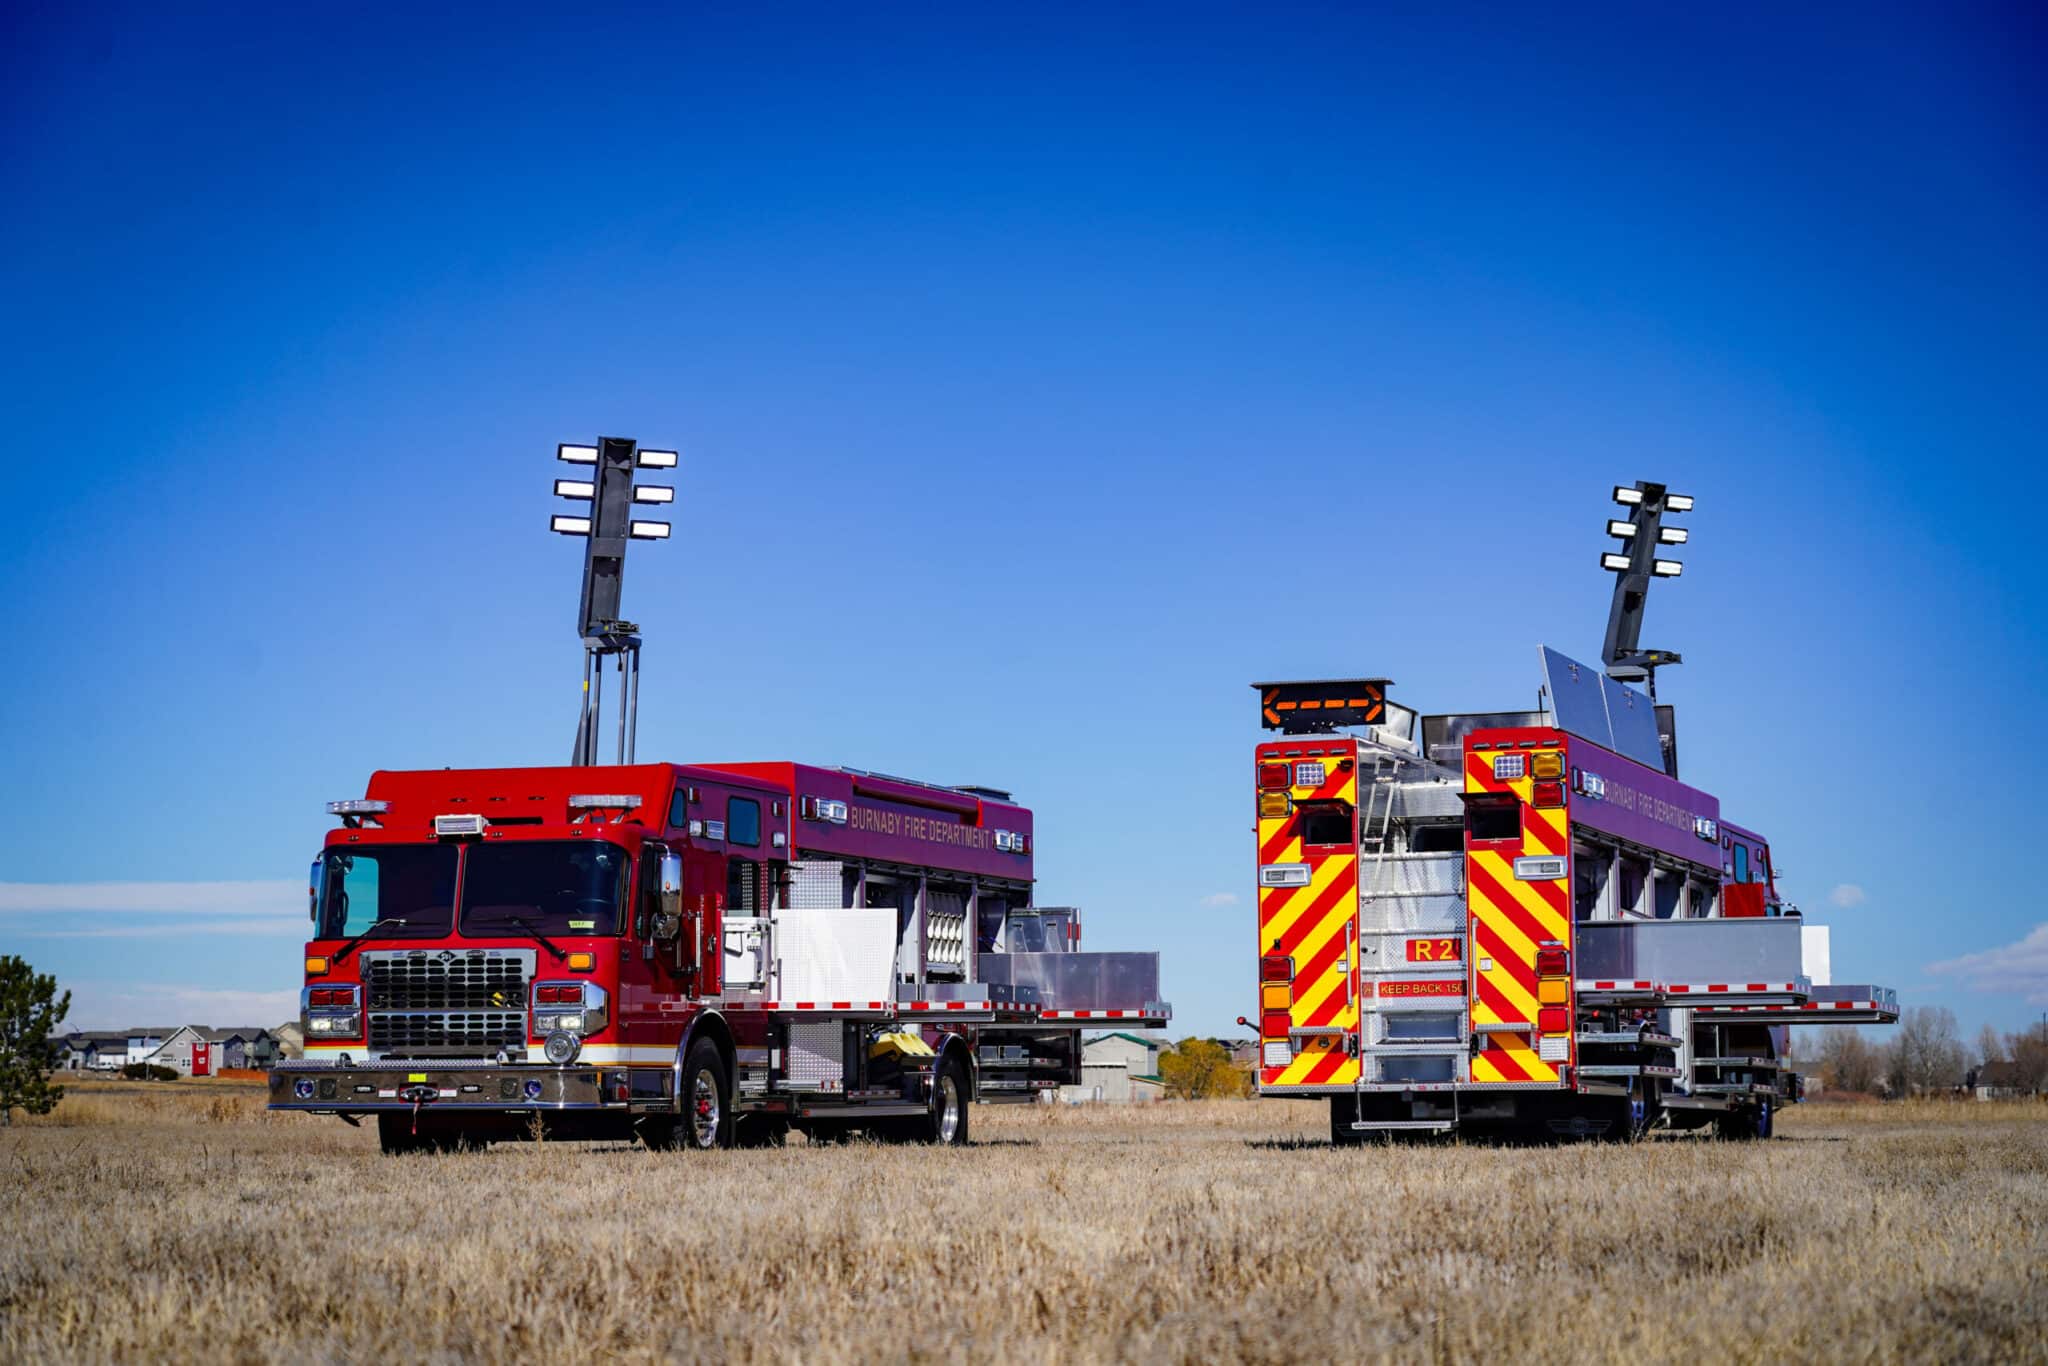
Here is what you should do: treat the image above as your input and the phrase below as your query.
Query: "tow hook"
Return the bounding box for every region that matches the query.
[402,1085,437,1133]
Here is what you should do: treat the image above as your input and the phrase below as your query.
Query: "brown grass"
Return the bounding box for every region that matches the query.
[3,1080,2044,1363]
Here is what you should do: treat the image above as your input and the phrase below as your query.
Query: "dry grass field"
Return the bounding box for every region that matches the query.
[4,1080,2045,1364]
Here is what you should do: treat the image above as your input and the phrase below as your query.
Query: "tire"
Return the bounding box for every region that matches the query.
[909,1053,971,1146]
[678,1038,734,1150]
[378,1113,429,1155]
[1330,1093,1366,1147]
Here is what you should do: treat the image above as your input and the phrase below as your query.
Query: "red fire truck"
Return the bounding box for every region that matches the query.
[1248,483,1896,1142]
[268,436,1167,1151]
[271,762,1167,1152]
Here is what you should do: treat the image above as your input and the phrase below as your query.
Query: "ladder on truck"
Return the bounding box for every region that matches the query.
[1347,740,1468,1136]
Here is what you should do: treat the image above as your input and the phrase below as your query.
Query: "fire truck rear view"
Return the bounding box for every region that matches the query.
[1250,481,1896,1142]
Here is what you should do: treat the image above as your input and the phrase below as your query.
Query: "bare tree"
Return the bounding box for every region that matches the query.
[1976,1023,2007,1070]
[1820,1029,1882,1094]
[1886,1006,1967,1096]
[2006,1022,2048,1095]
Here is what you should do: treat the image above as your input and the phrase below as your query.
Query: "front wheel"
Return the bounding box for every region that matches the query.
[679,1038,734,1150]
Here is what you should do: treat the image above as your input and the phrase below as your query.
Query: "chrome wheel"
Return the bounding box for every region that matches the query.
[690,1068,721,1148]
[936,1072,963,1144]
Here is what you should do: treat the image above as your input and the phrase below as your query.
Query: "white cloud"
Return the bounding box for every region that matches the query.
[59,981,301,1031]
[1828,883,1868,908]
[1200,892,1240,908]
[0,880,302,916]
[16,917,307,940]
[1929,923,2048,1005]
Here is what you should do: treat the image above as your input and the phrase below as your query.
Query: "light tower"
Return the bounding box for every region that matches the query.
[1598,479,1693,700]
[550,437,676,765]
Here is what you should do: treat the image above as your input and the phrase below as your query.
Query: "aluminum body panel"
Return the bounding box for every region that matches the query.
[976,951,1160,1012]
[1575,918,1804,984]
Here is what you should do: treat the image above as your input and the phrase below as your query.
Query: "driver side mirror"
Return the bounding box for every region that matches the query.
[652,850,685,940]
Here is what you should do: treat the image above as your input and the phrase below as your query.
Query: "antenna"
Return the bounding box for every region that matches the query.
[550,437,677,765]
[1597,480,1692,701]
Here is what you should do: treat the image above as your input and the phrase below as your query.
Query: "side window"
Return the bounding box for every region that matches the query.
[1733,844,1750,884]
[669,788,690,830]
[728,797,761,848]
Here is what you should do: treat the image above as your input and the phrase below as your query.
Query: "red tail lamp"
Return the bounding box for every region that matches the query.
[1535,947,1569,977]
[1260,1011,1293,1038]
[1257,762,1290,791]
[1532,781,1566,808]
[1261,955,1294,982]
[1538,1007,1572,1035]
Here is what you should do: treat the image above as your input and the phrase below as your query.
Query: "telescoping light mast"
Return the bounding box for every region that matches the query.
[549,438,677,765]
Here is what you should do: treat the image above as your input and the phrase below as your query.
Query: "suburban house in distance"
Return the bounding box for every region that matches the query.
[52,1026,281,1074]
[1062,1032,1165,1103]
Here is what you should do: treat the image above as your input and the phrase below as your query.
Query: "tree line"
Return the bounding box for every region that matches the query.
[1814,1006,2048,1098]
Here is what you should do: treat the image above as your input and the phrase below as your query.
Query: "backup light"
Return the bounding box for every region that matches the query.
[1259,863,1311,888]
[1293,761,1326,788]
[1606,520,1636,538]
[1665,493,1694,512]
[1515,855,1568,881]
[554,479,595,499]
[1652,560,1683,577]
[1491,753,1526,781]
[1600,553,1631,571]
[557,443,599,464]
[1659,526,1689,544]
[551,515,593,536]
[633,485,675,503]
[635,448,679,468]
[1613,485,1644,505]
[628,521,670,539]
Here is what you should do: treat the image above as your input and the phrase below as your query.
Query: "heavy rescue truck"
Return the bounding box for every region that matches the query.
[1248,481,1897,1143]
[269,437,1168,1151]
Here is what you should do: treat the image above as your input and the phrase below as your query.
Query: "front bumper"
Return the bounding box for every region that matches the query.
[268,1059,621,1113]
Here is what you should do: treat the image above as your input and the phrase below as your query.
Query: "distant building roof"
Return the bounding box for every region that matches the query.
[1083,1032,1162,1051]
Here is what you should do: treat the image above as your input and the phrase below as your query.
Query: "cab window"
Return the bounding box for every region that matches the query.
[1733,844,1750,884]
[727,797,761,848]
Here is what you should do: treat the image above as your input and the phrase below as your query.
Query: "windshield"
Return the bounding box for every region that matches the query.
[315,845,458,939]
[459,840,630,937]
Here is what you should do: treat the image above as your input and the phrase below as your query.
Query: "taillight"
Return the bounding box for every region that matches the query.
[1260,1011,1292,1038]
[1537,1007,1572,1035]
[1261,955,1294,982]
[1532,780,1565,808]
[1535,947,1569,977]
[1257,762,1290,790]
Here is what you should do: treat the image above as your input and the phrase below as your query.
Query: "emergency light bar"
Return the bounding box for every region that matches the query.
[568,794,642,810]
[326,799,390,816]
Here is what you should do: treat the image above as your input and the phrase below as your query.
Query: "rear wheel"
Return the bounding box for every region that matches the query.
[1330,1093,1366,1147]
[679,1038,734,1150]
[907,1054,971,1145]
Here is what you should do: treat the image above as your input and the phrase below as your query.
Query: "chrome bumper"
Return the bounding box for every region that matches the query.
[267,1059,616,1112]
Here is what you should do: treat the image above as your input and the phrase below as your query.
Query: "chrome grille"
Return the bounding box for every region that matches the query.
[368,1011,526,1055]
[360,948,535,1057]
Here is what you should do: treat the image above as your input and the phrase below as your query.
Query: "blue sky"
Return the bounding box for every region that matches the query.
[2,4,2043,1041]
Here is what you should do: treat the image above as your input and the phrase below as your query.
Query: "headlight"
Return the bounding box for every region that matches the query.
[307,1013,361,1036]
[533,1011,585,1034]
